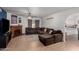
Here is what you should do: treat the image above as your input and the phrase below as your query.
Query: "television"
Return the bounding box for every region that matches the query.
[0,18,9,34]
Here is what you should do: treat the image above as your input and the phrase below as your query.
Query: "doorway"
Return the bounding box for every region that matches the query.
[64,13,79,41]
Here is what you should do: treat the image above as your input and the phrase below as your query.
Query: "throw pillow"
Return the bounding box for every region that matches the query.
[44,28,47,32]
[49,30,53,34]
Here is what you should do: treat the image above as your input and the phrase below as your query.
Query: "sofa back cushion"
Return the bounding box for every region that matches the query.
[40,28,45,31]
[26,28,37,34]
[52,30,62,34]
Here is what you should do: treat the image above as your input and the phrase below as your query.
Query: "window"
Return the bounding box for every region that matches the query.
[28,19,40,28]
[28,19,32,28]
[35,20,39,28]
[11,15,17,24]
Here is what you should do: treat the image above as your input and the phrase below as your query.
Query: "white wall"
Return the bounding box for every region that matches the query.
[7,12,28,34]
[21,17,28,34]
[42,8,79,32]
[7,12,42,34]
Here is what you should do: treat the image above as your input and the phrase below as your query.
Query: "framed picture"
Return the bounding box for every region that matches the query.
[11,15,17,24]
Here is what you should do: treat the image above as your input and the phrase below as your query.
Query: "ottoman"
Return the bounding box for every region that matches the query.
[38,34,55,46]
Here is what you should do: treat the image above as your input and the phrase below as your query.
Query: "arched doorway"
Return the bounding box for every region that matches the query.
[64,13,79,41]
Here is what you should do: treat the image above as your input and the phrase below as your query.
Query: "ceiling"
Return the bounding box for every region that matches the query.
[2,7,73,18]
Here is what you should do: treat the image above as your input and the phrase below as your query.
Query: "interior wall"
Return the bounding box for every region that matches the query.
[42,8,79,32]
[7,12,28,34]
[7,12,42,34]
[65,13,79,36]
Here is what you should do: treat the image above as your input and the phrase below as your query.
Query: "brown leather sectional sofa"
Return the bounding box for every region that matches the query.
[25,27,63,46]
[25,27,54,34]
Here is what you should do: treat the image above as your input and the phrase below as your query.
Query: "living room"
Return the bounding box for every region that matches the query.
[0,7,79,51]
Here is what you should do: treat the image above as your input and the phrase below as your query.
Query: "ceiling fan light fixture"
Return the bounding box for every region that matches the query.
[28,16,32,19]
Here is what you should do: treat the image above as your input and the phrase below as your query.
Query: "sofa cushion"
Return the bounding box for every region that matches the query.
[39,34,54,39]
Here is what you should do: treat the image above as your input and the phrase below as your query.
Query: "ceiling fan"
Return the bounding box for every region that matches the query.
[27,7,32,20]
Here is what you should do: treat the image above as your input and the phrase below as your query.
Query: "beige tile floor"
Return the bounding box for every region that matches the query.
[3,34,79,51]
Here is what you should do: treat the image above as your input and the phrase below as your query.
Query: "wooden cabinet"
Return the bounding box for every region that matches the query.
[10,26,22,38]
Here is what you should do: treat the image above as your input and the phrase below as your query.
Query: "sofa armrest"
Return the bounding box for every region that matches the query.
[54,34,63,43]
